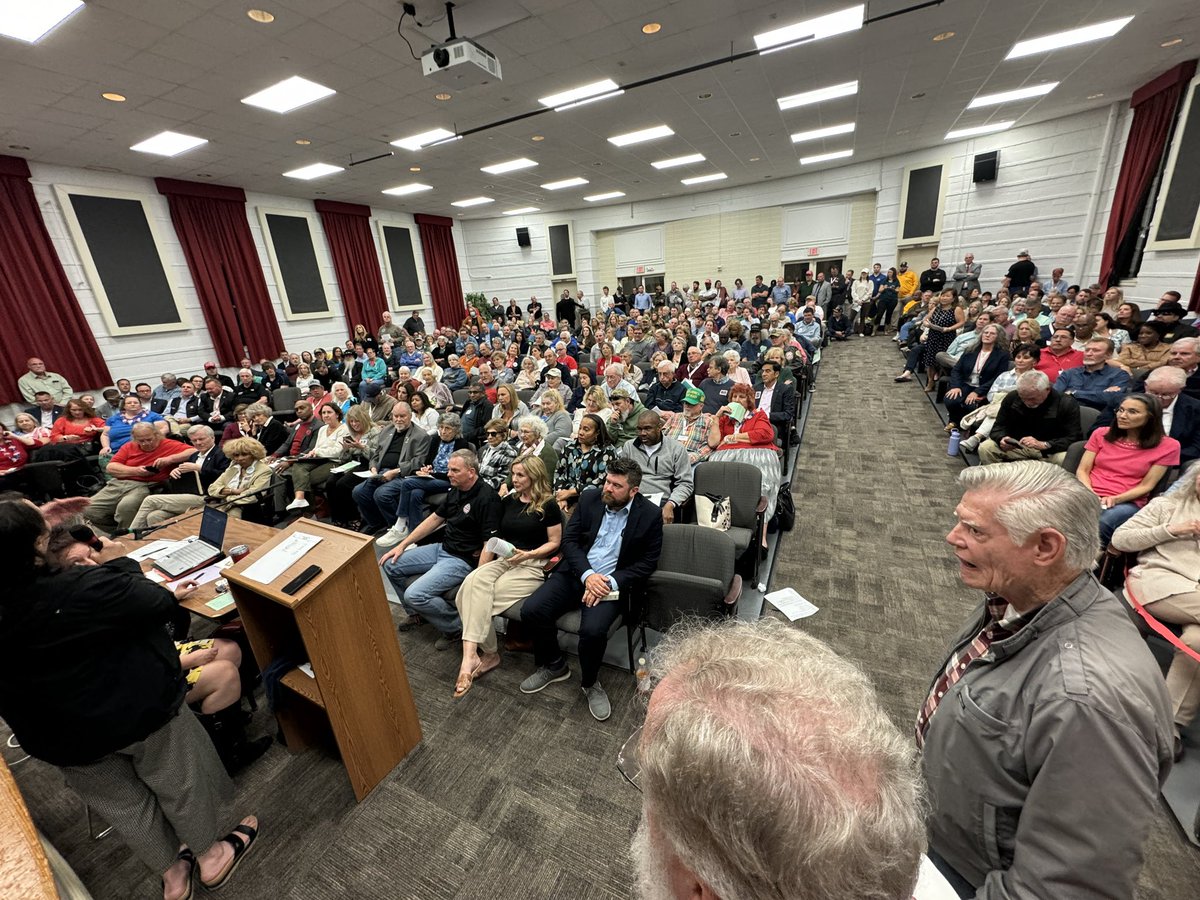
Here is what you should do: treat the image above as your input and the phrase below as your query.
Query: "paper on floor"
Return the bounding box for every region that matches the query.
[764,587,820,621]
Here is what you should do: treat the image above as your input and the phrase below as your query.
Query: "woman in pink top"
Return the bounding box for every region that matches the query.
[1077,393,1180,546]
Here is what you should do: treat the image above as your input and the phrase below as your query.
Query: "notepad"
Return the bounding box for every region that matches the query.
[206,593,235,612]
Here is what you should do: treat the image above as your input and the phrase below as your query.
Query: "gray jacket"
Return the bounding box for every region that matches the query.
[619,437,693,508]
[366,423,430,477]
[921,572,1172,899]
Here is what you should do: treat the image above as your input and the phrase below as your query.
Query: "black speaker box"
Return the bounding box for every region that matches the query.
[973,150,999,183]
[516,227,531,247]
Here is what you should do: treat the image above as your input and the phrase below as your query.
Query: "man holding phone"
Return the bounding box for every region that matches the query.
[978,371,1082,466]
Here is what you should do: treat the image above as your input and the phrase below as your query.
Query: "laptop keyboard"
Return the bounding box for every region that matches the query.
[159,541,220,575]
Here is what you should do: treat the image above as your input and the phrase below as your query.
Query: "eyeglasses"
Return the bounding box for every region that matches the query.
[616,724,643,791]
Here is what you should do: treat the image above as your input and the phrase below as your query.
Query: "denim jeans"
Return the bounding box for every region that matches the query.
[1099,502,1140,548]
[382,543,472,635]
[395,474,451,528]
[353,476,407,530]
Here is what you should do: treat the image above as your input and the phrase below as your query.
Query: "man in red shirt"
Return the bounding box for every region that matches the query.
[84,423,193,533]
[1035,327,1084,384]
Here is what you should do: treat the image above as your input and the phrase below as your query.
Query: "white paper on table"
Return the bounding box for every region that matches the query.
[164,558,232,591]
[646,491,665,507]
[764,587,820,621]
[240,531,322,585]
[128,538,188,562]
[298,662,315,679]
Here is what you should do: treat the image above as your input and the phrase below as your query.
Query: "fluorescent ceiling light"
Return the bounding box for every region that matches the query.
[754,4,864,53]
[554,89,625,111]
[541,177,589,190]
[382,183,433,196]
[130,131,208,157]
[777,80,858,111]
[584,191,626,202]
[451,196,493,208]
[945,120,1014,140]
[608,125,674,147]
[539,78,620,108]
[652,153,705,169]
[241,76,335,114]
[391,128,457,151]
[0,0,83,42]
[681,173,727,185]
[967,82,1058,108]
[791,122,856,143]
[800,149,854,165]
[283,162,343,180]
[480,157,538,174]
[1006,16,1133,59]
[502,207,540,215]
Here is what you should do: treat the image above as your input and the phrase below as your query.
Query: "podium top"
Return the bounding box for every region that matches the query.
[224,519,373,607]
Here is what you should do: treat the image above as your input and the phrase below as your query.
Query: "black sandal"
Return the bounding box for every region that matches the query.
[201,820,259,891]
[164,848,196,900]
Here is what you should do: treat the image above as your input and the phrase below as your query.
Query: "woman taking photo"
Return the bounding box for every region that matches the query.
[0,500,259,900]
[452,455,562,698]
[1077,394,1180,547]
[285,402,350,511]
[708,382,782,529]
[323,404,380,528]
[554,413,617,513]
[943,324,1011,430]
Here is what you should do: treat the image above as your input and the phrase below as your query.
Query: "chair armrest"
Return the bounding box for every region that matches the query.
[755,495,768,515]
[724,574,743,610]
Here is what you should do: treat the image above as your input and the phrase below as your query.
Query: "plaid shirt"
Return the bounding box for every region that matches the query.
[661,411,713,465]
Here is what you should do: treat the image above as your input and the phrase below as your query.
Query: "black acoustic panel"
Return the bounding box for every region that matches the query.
[67,193,179,328]
[264,213,328,314]
[548,223,573,275]
[516,226,531,247]
[1155,85,1200,243]
[902,164,943,241]
[381,225,422,307]
[973,150,999,183]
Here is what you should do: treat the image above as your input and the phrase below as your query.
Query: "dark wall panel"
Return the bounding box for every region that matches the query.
[902,165,943,241]
[381,225,422,307]
[1155,86,1200,243]
[264,213,328,314]
[549,223,573,275]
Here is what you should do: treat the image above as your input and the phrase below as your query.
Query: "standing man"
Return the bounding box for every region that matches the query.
[920,461,1172,897]
[519,458,662,720]
[379,310,404,344]
[951,253,981,297]
[1003,249,1038,297]
[749,275,771,309]
[17,357,72,405]
[827,265,847,318]
[770,275,792,305]
[400,309,426,337]
[632,283,652,313]
[811,272,831,315]
[920,257,947,295]
[897,261,920,309]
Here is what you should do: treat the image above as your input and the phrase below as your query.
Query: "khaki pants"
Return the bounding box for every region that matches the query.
[454,557,546,653]
[85,480,156,534]
[129,494,204,530]
[977,440,1067,467]
[1144,589,1200,734]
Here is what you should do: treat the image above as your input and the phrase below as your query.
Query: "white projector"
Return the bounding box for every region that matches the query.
[421,38,502,85]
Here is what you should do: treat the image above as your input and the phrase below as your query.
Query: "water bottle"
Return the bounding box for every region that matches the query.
[947,428,961,456]
[635,657,651,695]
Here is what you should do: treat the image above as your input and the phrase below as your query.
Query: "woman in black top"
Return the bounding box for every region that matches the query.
[452,455,562,698]
[0,500,260,898]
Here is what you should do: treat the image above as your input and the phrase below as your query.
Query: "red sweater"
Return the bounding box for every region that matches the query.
[715,408,777,450]
[110,438,191,482]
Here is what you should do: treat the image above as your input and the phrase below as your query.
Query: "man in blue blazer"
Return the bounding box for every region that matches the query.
[519,457,663,721]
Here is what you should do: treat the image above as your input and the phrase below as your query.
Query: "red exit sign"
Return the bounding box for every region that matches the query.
[807,247,820,256]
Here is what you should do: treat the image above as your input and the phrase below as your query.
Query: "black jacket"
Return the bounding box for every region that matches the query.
[252,417,290,456]
[160,394,202,423]
[198,390,235,425]
[23,405,64,424]
[754,380,798,428]
[559,489,663,593]
[991,390,1082,455]
[949,349,1012,398]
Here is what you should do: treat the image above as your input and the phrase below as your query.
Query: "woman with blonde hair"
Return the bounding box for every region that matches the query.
[324,404,379,526]
[538,389,573,449]
[452,455,562,697]
[570,386,612,437]
[294,363,316,395]
[494,383,528,436]
[207,437,272,518]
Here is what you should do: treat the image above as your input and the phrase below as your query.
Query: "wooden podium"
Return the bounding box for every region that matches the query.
[225,520,421,801]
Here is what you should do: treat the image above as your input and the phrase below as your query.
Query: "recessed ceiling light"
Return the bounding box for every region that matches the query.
[698,92,712,100]
[1006,16,1133,59]
[681,173,727,185]
[435,92,452,100]
[642,23,661,35]
[391,128,456,150]
[585,191,626,202]
[502,207,540,215]
[539,78,621,109]
[754,4,864,54]
[1087,93,1105,100]
[0,0,83,43]
[608,124,674,147]
[968,82,1058,108]
[531,134,545,141]
[945,121,1015,140]
[911,92,926,100]
[1161,37,1183,48]
[541,177,589,190]
[651,153,706,169]
[932,31,955,41]
[481,158,538,175]
[777,80,858,110]
[294,138,311,145]
[101,92,126,102]
[409,165,421,172]
[800,149,853,165]
[130,131,208,157]
[749,156,761,162]
[247,9,275,23]
[451,197,494,208]
[791,122,855,143]
[8,144,30,151]
[283,162,343,180]
[381,183,433,196]
[242,76,335,114]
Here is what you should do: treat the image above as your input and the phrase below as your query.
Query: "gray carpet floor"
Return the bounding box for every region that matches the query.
[7,335,1199,898]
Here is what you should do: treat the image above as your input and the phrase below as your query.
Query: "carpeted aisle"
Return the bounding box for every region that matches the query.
[772,335,1200,899]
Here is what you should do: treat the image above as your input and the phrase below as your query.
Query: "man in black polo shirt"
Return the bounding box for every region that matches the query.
[378,449,500,646]
[749,275,771,310]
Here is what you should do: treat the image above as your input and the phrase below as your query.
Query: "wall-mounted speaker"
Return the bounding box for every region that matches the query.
[973,150,999,184]
[516,226,531,247]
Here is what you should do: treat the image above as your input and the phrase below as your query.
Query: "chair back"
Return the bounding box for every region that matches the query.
[516,389,535,406]
[642,525,737,632]
[1078,405,1100,435]
[1062,440,1086,474]
[452,389,470,410]
[694,460,762,529]
[271,386,299,420]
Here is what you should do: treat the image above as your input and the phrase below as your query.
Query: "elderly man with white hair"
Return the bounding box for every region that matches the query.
[920,461,1172,897]
[1165,336,1200,401]
[644,360,686,412]
[601,362,638,400]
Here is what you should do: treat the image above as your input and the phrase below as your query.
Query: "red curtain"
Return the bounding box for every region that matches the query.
[0,155,111,402]
[1099,61,1197,287]
[414,213,466,328]
[315,199,388,337]
[155,178,283,366]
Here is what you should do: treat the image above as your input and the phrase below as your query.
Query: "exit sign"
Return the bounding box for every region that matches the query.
[808,247,820,256]
[636,265,645,274]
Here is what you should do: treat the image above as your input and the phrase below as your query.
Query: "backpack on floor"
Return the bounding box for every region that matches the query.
[861,318,875,336]
[773,482,795,532]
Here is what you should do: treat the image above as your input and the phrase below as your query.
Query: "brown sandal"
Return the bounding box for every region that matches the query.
[454,660,482,699]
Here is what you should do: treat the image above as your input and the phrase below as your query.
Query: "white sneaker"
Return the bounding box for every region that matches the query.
[285,498,309,511]
[375,522,408,548]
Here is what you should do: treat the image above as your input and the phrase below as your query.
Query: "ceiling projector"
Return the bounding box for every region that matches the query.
[421,37,502,85]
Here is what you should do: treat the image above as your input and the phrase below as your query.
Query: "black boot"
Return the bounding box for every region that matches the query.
[195,706,273,774]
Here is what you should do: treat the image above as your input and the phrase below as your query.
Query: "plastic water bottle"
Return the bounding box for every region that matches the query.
[947,428,961,456]
[635,657,651,695]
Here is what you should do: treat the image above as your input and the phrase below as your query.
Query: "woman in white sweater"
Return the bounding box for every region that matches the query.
[285,403,349,511]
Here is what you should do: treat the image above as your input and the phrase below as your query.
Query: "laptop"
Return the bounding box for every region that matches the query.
[154,507,229,578]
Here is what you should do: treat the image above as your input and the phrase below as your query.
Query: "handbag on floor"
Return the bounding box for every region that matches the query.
[695,493,732,531]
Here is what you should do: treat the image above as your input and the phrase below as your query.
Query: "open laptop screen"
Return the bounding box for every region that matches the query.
[198,506,228,548]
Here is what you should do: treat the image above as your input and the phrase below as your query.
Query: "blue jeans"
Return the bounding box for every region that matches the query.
[899,320,916,343]
[1099,502,1140,548]
[382,543,472,635]
[395,474,451,528]
[353,476,407,530]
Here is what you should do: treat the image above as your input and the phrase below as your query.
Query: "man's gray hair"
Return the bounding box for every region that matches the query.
[958,460,1100,570]
[449,448,479,471]
[1086,336,1114,355]
[1174,336,1198,354]
[187,424,215,440]
[638,617,925,900]
[655,359,675,374]
[1146,366,1186,389]
[1016,370,1050,392]
[606,362,625,377]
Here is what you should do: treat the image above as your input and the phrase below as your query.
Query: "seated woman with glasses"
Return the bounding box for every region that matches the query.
[478,419,518,490]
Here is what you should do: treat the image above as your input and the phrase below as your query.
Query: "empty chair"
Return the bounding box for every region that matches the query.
[452,389,470,410]
[270,386,300,422]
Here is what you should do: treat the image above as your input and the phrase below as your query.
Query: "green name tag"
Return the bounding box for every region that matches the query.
[206,593,235,611]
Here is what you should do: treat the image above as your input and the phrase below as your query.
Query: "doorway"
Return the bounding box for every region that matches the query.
[784,258,843,284]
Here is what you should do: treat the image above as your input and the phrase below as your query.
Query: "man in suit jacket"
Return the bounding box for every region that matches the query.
[160,382,202,429]
[951,253,982,296]
[519,457,663,721]
[24,392,64,428]
[198,378,236,427]
[353,402,432,533]
[754,360,797,435]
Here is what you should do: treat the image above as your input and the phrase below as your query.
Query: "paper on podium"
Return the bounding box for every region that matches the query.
[241,531,322,585]
[764,587,819,621]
